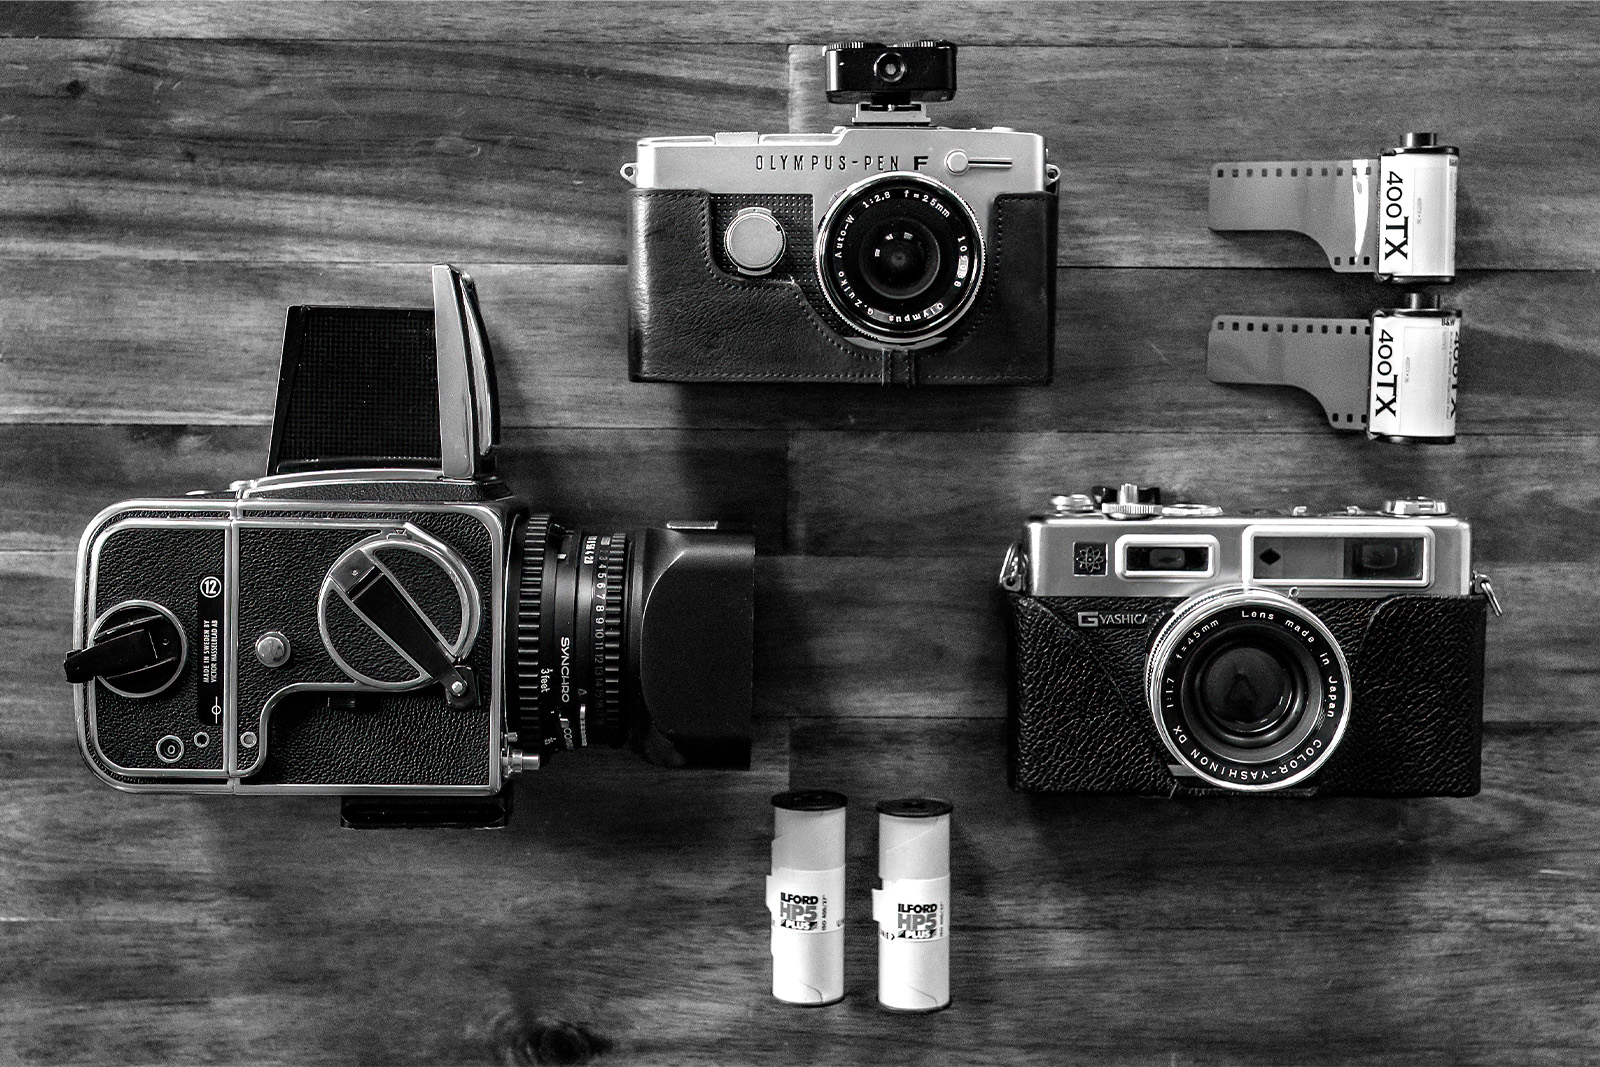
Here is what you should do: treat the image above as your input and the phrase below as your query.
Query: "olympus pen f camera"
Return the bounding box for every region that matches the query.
[623,40,1059,386]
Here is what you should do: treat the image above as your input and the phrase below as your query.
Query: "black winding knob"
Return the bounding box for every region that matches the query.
[64,602,186,697]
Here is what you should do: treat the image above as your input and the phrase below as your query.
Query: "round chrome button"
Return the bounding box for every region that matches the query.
[723,207,786,275]
[945,150,970,175]
[154,734,184,764]
[255,630,291,668]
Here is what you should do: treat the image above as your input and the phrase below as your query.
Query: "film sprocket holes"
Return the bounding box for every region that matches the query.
[1209,132,1458,282]
[1207,292,1463,443]
[1000,484,1501,797]
[62,266,754,828]
[622,40,1060,386]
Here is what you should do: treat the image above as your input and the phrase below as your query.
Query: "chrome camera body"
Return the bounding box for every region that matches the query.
[1001,485,1499,796]
[623,40,1059,386]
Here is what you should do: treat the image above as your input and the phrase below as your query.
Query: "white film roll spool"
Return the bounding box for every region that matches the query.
[1368,307,1461,443]
[872,798,952,1013]
[1376,148,1458,282]
[1209,133,1458,282]
[766,790,847,1005]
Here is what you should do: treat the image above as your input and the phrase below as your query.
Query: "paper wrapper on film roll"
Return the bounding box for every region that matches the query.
[766,790,847,1005]
[872,798,953,1012]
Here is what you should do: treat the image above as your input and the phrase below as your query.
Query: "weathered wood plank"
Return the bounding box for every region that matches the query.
[0,716,1595,1064]
[4,263,1595,433]
[3,36,1597,267]
[789,44,1600,270]
[0,39,788,264]
[1,1,1592,50]
[786,431,1600,564]
[9,554,1592,725]
[0,424,791,555]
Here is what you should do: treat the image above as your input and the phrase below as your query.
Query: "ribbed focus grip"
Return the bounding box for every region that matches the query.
[592,534,628,747]
[515,515,552,743]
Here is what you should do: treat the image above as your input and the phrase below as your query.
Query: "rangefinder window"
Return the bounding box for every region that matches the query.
[1251,533,1428,585]
[1344,537,1423,581]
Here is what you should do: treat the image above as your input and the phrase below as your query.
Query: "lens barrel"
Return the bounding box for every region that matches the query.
[816,173,984,344]
[1145,587,1351,791]
[515,518,628,756]
[513,516,754,768]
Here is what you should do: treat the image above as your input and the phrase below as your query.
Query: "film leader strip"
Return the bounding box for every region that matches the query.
[1208,133,1458,283]
[1208,300,1461,443]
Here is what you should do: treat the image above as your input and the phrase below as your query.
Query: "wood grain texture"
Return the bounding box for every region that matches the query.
[2,3,1597,1064]
[1,1,1593,49]
[5,264,1598,433]
[1,711,1596,1064]
[786,431,1600,563]
[0,39,787,264]
[6,29,1600,268]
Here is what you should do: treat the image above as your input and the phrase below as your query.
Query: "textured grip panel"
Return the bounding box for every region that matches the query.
[1007,594,1177,794]
[628,188,1055,385]
[1005,592,1487,798]
[1315,595,1486,796]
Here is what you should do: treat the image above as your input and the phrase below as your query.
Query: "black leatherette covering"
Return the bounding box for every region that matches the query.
[86,525,229,777]
[629,188,1056,385]
[235,510,498,787]
[1006,592,1487,797]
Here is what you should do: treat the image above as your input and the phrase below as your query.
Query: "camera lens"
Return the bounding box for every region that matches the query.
[874,51,908,83]
[513,516,754,768]
[858,220,941,300]
[1146,587,1351,790]
[1188,640,1303,749]
[816,173,985,344]
[516,518,629,755]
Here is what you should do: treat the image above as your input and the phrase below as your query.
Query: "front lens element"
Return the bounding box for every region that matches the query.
[858,219,941,300]
[817,174,985,344]
[1146,587,1351,790]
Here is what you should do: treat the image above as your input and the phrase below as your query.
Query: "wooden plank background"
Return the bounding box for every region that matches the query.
[2,3,1597,1063]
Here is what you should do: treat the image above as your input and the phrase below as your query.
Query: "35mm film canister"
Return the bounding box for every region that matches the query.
[872,797,952,1012]
[766,790,847,1005]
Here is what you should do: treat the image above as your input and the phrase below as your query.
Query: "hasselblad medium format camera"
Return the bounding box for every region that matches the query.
[1002,485,1502,797]
[623,40,1059,386]
[62,266,754,828]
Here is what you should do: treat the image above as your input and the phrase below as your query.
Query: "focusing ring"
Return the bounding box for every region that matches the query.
[815,171,986,345]
[514,515,553,738]
[1145,587,1352,791]
[592,533,629,747]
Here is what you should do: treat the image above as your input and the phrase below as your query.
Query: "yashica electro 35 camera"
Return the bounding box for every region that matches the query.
[63,266,754,828]
[623,40,1059,386]
[1001,484,1500,797]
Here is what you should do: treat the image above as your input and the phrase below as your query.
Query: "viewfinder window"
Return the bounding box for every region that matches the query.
[1344,537,1423,581]
[1125,545,1210,574]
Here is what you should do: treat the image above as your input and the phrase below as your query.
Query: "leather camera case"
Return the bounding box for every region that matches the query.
[628,188,1057,386]
[1005,592,1488,797]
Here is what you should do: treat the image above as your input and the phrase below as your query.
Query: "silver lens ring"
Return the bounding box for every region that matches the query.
[1145,586,1352,791]
[814,171,986,345]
